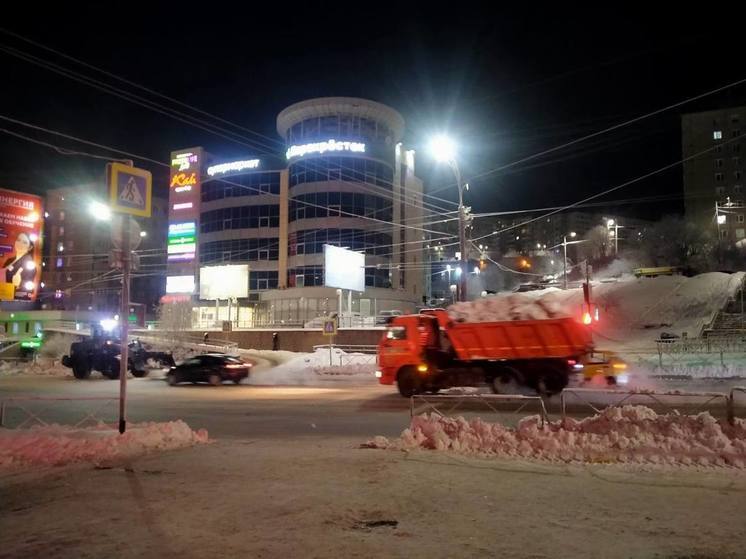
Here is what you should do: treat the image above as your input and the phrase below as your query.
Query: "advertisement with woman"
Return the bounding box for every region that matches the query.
[0,188,43,303]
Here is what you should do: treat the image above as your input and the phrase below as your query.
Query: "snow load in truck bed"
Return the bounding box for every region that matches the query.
[447,272,745,347]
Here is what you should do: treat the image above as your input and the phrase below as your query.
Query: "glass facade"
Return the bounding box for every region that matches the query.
[249,271,278,291]
[201,205,280,233]
[202,172,281,202]
[289,229,391,255]
[200,238,279,264]
[289,157,393,188]
[287,266,391,288]
[287,116,391,144]
[290,192,391,221]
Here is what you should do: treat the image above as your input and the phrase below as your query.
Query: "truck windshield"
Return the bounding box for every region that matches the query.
[386,327,407,340]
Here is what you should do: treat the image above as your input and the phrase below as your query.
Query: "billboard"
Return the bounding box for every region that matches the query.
[324,244,364,292]
[0,188,43,302]
[199,265,249,300]
[166,275,195,294]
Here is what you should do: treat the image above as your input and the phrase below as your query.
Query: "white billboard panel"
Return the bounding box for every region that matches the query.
[324,245,364,292]
[166,275,195,294]
[199,265,249,299]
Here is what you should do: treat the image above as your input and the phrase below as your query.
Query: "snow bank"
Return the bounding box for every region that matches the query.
[367,406,746,468]
[0,421,209,470]
[249,348,376,385]
[0,359,71,378]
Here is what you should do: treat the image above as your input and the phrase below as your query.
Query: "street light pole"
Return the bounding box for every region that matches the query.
[563,235,568,290]
[449,160,468,302]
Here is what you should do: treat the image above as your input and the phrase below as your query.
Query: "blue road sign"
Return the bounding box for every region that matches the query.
[109,162,152,217]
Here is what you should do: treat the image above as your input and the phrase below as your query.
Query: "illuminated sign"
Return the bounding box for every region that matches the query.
[169,222,196,235]
[166,275,195,294]
[286,139,365,159]
[168,242,197,254]
[171,152,199,171]
[207,159,260,176]
[175,185,192,193]
[0,188,43,303]
[168,235,196,245]
[168,252,196,262]
[170,172,197,188]
[173,202,193,210]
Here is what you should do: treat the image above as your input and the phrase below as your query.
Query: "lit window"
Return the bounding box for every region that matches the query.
[737,228,746,239]
[714,131,723,140]
[57,243,64,252]
[56,257,63,268]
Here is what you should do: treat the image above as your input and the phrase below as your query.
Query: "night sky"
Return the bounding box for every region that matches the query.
[1,5,745,220]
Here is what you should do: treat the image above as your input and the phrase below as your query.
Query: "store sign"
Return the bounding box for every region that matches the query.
[168,252,196,262]
[286,139,365,159]
[167,242,197,255]
[169,222,196,235]
[170,172,198,188]
[173,202,193,210]
[207,159,260,176]
[171,152,199,171]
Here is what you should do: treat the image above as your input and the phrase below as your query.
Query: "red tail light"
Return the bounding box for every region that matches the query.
[582,312,592,325]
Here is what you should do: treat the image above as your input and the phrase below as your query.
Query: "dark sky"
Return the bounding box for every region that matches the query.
[1,4,745,220]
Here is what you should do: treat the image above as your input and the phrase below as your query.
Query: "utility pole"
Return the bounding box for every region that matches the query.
[118,216,130,434]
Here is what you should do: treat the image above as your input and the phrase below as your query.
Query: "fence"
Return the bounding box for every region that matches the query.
[0,396,119,429]
[560,388,733,423]
[410,393,549,427]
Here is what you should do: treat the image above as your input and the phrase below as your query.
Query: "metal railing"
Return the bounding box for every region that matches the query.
[560,388,731,422]
[410,393,549,427]
[728,387,746,424]
[312,344,378,354]
[0,396,119,429]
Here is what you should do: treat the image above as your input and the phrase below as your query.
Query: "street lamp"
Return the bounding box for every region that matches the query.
[606,218,621,255]
[563,232,577,290]
[430,134,468,302]
[88,201,111,221]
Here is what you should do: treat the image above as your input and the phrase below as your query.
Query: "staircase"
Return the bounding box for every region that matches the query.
[705,282,746,338]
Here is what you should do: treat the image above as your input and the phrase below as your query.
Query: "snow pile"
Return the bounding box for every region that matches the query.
[0,359,71,377]
[0,420,209,469]
[367,406,746,468]
[249,348,376,385]
[449,292,569,322]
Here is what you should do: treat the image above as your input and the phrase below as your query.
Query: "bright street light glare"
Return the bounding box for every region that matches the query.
[717,215,726,224]
[570,231,577,238]
[89,201,112,221]
[607,219,615,227]
[140,231,148,237]
[429,135,456,162]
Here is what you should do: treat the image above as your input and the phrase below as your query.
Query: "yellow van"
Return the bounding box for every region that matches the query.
[580,350,628,386]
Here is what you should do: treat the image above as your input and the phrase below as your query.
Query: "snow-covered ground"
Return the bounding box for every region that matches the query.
[0,420,208,470]
[367,405,746,468]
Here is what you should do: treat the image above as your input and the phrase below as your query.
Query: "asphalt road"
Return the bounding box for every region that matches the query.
[2,373,745,440]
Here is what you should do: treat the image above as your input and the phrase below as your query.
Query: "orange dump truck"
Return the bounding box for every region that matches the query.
[376,309,593,397]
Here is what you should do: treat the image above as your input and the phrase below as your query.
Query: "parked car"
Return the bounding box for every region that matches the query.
[166,354,252,386]
[376,310,403,325]
[513,283,543,293]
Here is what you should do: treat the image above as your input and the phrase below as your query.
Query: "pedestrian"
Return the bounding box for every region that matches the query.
[203,331,209,344]
[272,332,279,351]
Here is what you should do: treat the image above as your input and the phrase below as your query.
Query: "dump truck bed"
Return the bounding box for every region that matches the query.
[439,314,592,361]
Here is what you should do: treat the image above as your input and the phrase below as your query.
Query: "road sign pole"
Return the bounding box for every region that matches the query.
[119,215,130,433]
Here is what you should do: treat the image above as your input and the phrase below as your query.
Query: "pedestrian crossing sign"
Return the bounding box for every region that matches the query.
[322,317,337,336]
[108,162,152,217]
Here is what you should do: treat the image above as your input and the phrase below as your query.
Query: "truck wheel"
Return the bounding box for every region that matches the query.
[490,367,531,396]
[397,366,422,397]
[72,361,91,380]
[536,367,567,396]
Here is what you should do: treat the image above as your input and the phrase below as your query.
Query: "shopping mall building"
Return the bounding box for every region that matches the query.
[166,98,426,327]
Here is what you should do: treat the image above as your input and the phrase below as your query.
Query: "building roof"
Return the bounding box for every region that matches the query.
[276,97,405,142]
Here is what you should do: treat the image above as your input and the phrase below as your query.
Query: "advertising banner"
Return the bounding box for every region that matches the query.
[0,188,43,302]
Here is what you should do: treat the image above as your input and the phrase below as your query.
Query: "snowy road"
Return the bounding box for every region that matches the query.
[2,375,746,439]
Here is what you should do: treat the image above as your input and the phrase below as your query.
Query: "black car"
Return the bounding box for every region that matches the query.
[166,354,252,386]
